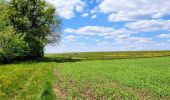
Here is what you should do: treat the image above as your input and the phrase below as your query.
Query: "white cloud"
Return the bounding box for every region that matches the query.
[45,0,170,53]
[82,13,89,17]
[91,15,97,19]
[46,0,85,19]
[115,37,152,44]
[45,39,170,53]
[99,0,170,22]
[64,26,134,37]
[64,28,75,33]
[65,26,114,36]
[90,7,99,14]
[64,35,81,42]
[64,35,77,39]
[105,34,129,39]
[108,11,152,22]
[156,34,170,38]
[97,41,109,46]
[64,26,153,44]
[125,20,170,32]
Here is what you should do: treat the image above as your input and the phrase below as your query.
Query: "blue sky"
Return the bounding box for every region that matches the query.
[45,0,170,53]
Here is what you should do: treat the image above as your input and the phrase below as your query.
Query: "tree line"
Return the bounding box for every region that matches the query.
[0,0,61,63]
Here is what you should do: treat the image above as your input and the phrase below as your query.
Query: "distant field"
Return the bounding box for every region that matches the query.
[46,51,170,60]
[56,57,170,99]
[0,51,170,99]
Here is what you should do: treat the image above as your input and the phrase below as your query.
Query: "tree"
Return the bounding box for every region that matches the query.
[0,0,61,63]
[0,1,30,63]
[7,0,61,58]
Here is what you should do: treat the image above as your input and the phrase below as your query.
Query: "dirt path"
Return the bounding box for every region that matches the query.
[53,67,67,100]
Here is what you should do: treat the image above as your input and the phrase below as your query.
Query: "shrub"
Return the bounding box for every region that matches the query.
[0,27,30,63]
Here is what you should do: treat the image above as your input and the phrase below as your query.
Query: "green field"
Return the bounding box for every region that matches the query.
[56,57,170,99]
[0,51,170,99]
[46,51,170,60]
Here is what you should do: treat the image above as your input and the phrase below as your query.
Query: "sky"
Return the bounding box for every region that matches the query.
[45,0,170,53]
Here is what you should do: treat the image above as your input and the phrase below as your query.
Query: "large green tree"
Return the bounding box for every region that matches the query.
[6,0,61,58]
[1,1,29,62]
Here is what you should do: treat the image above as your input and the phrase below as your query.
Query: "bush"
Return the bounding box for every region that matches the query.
[0,50,5,63]
[0,33,30,63]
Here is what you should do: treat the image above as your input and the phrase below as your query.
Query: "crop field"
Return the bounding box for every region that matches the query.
[46,51,170,60]
[0,51,170,99]
[55,57,170,99]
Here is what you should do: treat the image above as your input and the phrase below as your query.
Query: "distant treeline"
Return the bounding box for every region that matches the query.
[0,0,61,63]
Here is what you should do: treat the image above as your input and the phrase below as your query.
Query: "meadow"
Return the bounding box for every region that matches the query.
[0,62,57,99]
[0,51,170,99]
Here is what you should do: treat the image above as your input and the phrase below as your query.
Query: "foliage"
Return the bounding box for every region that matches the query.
[0,0,61,63]
[0,26,29,63]
[8,0,61,58]
[0,5,29,63]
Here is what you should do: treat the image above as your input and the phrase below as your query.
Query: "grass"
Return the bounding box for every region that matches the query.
[0,51,170,99]
[56,57,170,99]
[0,62,57,100]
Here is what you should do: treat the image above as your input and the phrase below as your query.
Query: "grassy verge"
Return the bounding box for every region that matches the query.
[0,62,57,100]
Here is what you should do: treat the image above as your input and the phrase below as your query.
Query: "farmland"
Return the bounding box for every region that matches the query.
[56,57,170,99]
[46,50,170,60]
[0,51,170,99]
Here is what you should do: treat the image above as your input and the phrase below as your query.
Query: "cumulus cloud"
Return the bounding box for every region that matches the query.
[65,26,114,36]
[97,41,109,46]
[46,0,85,19]
[64,35,81,42]
[64,26,134,37]
[156,34,170,38]
[45,0,170,53]
[108,11,152,22]
[64,35,77,40]
[90,7,99,14]
[91,15,97,19]
[125,20,170,32]
[115,37,152,44]
[64,26,153,44]
[99,0,170,22]
[82,13,89,17]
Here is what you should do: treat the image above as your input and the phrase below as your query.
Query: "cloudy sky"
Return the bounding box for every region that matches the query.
[45,0,170,53]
